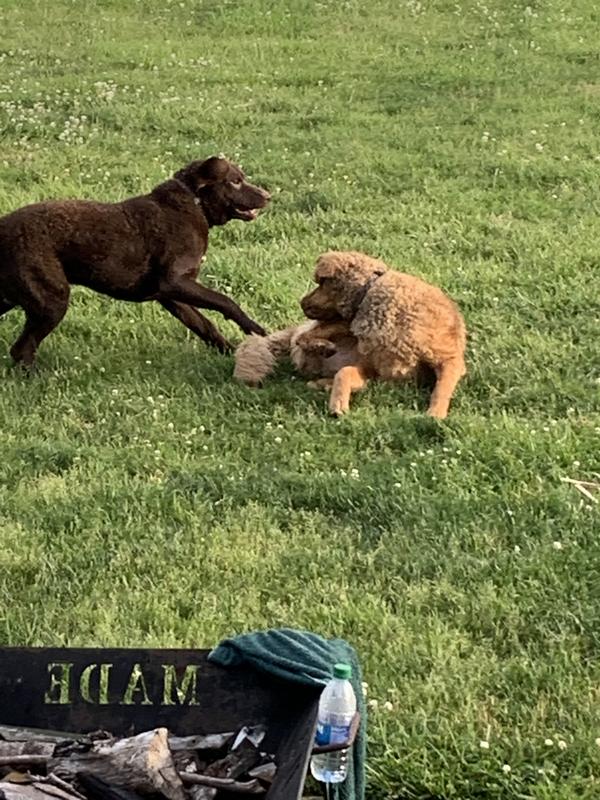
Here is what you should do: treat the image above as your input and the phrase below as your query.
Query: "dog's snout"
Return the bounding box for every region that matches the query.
[300,295,316,318]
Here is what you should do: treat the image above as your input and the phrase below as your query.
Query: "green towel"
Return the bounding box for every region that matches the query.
[208,628,366,800]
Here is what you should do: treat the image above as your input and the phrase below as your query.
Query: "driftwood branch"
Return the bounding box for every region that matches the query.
[45,776,86,800]
[0,725,276,799]
[51,729,185,800]
[0,781,82,800]
[0,757,50,768]
[0,728,82,744]
[168,733,234,752]
[179,773,265,794]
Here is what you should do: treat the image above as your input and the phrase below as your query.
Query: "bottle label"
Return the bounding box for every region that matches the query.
[315,721,351,746]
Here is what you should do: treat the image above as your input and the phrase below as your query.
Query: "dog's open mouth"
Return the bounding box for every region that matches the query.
[233,207,260,221]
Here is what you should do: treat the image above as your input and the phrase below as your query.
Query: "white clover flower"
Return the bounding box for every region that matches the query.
[544,738,554,746]
[361,682,368,695]
[480,740,490,750]
[557,739,567,750]
[274,436,282,444]
[383,700,394,712]
[367,699,378,711]
[535,142,544,151]
[595,737,600,746]
[513,545,521,554]
[502,764,511,774]
[553,541,563,550]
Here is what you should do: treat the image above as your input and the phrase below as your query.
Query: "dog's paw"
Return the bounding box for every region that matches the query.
[237,376,263,388]
[298,337,337,357]
[329,395,350,417]
[214,337,234,355]
[243,319,268,337]
[426,406,448,420]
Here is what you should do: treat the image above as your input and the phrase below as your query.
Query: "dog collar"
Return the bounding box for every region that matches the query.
[173,176,201,205]
[355,270,385,308]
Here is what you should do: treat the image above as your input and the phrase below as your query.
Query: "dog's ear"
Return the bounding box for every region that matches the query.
[174,157,226,192]
[174,161,210,192]
[315,254,338,280]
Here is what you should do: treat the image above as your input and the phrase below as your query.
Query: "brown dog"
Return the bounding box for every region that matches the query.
[0,156,269,367]
[300,251,467,418]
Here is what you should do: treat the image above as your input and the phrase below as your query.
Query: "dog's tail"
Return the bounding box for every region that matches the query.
[233,328,296,386]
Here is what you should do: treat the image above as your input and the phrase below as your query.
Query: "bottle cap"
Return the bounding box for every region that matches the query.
[333,663,352,680]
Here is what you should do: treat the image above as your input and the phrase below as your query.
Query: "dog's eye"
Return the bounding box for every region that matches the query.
[229,180,243,189]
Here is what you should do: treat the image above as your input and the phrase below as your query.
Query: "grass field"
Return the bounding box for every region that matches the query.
[1,0,599,797]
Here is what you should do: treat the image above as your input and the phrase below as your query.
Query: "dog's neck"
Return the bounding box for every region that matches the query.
[172,177,201,204]
[353,270,385,310]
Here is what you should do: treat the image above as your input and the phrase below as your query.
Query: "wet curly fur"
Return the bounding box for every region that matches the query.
[299,251,467,418]
[235,251,466,418]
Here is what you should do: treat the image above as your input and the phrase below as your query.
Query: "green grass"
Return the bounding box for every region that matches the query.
[1,0,600,797]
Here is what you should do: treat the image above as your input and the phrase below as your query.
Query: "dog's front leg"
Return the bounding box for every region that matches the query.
[427,357,466,419]
[160,300,232,353]
[329,365,368,416]
[159,278,266,336]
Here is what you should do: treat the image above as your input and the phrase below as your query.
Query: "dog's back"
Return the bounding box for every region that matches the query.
[351,269,466,381]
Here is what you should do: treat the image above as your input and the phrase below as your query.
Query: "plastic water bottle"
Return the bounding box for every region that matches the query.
[310,663,356,783]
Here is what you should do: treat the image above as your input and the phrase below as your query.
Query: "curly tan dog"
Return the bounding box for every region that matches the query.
[235,251,466,418]
[299,251,467,418]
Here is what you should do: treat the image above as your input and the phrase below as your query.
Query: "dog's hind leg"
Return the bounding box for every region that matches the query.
[160,300,232,354]
[427,358,466,419]
[329,365,368,416]
[9,267,70,368]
